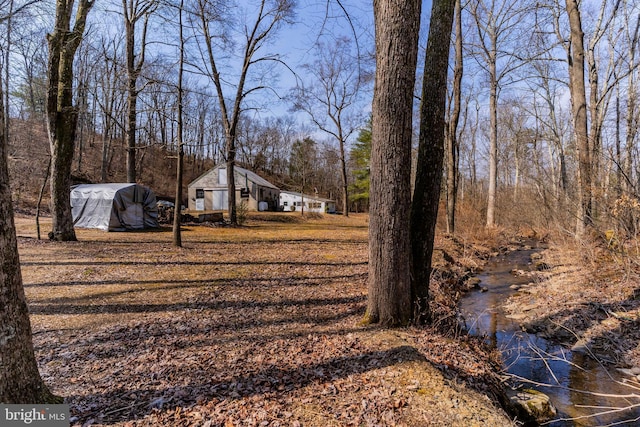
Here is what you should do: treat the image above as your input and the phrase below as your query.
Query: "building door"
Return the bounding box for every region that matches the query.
[195,188,205,210]
[211,190,228,210]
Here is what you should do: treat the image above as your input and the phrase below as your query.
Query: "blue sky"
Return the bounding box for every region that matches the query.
[258,0,375,122]
[265,0,435,135]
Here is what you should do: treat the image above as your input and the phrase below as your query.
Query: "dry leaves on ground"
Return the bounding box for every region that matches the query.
[16,214,513,427]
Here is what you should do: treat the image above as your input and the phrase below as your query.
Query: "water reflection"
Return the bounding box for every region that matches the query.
[460,248,640,426]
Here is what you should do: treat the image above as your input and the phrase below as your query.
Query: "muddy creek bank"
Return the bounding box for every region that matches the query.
[460,245,640,426]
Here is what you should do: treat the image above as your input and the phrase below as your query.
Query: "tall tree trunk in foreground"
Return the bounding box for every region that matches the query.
[47,0,94,241]
[565,0,592,236]
[366,0,421,326]
[410,0,456,324]
[0,71,58,404]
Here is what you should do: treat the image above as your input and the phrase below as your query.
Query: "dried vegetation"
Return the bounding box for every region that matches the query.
[16,213,514,426]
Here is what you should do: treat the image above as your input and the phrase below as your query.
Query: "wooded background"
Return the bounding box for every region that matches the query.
[3,0,639,237]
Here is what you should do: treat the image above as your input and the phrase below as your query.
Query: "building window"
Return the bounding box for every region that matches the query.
[196,189,204,199]
[283,201,288,206]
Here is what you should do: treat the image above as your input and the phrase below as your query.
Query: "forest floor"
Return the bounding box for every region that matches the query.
[16,213,516,427]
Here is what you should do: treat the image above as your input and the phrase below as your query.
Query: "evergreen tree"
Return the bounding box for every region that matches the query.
[349,120,372,211]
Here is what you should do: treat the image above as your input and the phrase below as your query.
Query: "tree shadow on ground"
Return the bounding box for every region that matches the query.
[66,345,423,424]
[30,295,366,315]
[35,300,368,357]
[22,260,368,267]
[24,272,367,290]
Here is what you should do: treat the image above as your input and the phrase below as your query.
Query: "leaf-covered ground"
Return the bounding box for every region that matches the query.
[16,213,513,426]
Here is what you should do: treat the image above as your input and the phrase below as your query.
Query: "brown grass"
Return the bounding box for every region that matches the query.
[16,213,513,427]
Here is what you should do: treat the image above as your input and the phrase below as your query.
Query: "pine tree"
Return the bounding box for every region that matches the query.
[349,120,372,211]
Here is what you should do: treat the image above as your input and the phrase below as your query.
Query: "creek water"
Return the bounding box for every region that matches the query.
[459,245,640,426]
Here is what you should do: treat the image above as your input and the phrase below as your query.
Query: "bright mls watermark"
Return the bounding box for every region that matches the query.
[1,405,69,426]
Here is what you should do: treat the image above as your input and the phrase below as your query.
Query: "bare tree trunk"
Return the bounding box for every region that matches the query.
[367,0,421,326]
[196,0,292,225]
[101,129,111,182]
[587,50,601,221]
[123,0,155,183]
[289,37,363,218]
[446,0,463,234]
[226,144,237,224]
[48,110,78,242]
[125,2,137,183]
[97,39,118,182]
[486,57,498,228]
[75,79,88,173]
[586,0,622,222]
[547,89,568,194]
[339,136,349,216]
[616,88,622,197]
[46,0,93,242]
[125,79,137,182]
[624,12,640,194]
[3,0,13,146]
[36,156,51,240]
[173,0,185,247]
[470,103,479,193]
[470,0,526,227]
[513,157,520,199]
[410,0,456,325]
[565,0,592,236]
[0,66,58,404]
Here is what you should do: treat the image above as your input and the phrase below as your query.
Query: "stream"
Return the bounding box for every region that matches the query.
[459,244,640,426]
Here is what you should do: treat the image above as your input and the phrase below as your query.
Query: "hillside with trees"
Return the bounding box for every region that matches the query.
[2,0,639,234]
[3,0,640,425]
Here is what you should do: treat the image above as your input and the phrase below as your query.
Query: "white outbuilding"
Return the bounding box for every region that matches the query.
[188,164,280,211]
[279,191,336,214]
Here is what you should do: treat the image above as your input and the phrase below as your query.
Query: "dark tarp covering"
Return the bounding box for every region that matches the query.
[71,183,159,231]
